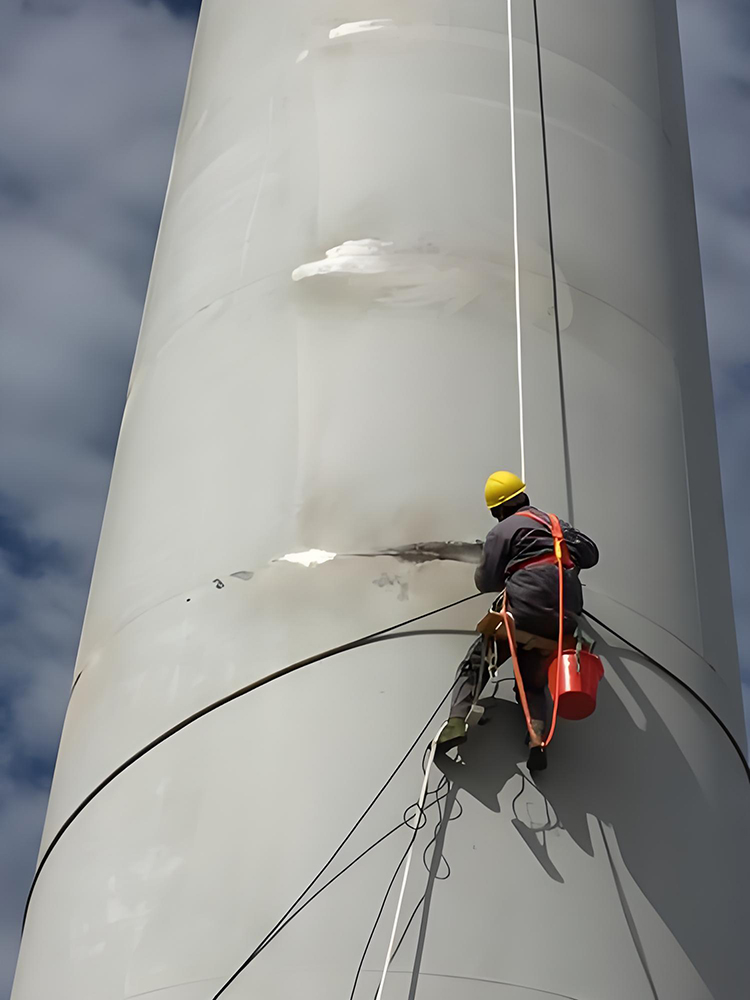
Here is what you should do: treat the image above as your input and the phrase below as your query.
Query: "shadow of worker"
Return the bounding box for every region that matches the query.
[433,690,532,814]
[433,638,749,1000]
[440,690,570,884]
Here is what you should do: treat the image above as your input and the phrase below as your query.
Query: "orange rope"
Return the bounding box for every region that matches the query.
[542,517,565,748]
[499,511,567,749]
[499,594,537,744]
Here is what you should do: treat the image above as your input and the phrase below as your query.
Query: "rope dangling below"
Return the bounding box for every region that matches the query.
[373,724,446,1000]
[499,594,538,745]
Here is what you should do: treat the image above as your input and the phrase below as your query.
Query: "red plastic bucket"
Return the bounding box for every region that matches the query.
[547,649,604,721]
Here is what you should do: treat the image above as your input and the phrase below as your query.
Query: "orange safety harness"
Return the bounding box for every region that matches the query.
[498,510,570,749]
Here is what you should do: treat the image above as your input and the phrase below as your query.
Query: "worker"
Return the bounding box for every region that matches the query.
[438,471,599,771]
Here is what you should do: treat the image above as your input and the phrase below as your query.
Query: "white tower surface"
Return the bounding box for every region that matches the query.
[12,2,750,1000]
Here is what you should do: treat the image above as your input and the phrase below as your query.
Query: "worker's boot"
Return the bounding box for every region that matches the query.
[436,716,468,753]
[527,720,547,773]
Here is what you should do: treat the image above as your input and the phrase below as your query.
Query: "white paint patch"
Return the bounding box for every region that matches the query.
[292,239,482,312]
[329,19,394,40]
[278,549,337,567]
[293,238,396,278]
[295,49,309,63]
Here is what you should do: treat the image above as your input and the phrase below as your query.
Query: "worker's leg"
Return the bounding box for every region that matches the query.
[518,648,550,728]
[438,637,490,751]
[516,647,551,751]
[448,636,491,718]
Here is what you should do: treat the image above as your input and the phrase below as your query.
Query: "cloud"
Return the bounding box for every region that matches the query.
[678,0,750,693]
[0,2,197,997]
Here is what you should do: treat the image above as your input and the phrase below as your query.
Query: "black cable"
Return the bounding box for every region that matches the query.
[421,782,459,881]
[379,780,461,996]
[527,9,746,786]
[511,773,526,821]
[361,780,462,1000]
[406,782,446,831]
[530,1,748,788]
[347,769,447,1000]
[209,679,460,1000]
[349,838,416,1000]
[532,0,574,525]
[583,610,750,783]
[24,592,483,929]
[382,892,426,987]
[349,777,449,1000]
[528,7,739,786]
[582,584,718,672]
[234,785,452,990]
[369,827,443,1000]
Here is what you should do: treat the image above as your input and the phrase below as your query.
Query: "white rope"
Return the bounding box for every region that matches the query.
[507,0,525,482]
[374,725,445,1000]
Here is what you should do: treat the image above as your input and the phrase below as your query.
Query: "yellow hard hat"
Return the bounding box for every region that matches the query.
[484,471,526,510]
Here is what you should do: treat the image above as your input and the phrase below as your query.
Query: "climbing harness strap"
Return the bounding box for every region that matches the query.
[511,552,564,574]
[503,510,568,748]
[499,594,538,745]
[514,509,573,569]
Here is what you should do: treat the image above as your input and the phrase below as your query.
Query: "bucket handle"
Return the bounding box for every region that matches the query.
[574,622,597,672]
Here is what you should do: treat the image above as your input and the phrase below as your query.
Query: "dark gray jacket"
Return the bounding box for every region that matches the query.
[475,504,599,638]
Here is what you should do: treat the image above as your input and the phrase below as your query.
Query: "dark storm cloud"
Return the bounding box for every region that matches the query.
[0,1,197,994]
[157,0,201,14]
[678,0,750,729]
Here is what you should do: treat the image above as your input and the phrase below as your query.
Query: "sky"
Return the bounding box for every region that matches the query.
[0,0,748,996]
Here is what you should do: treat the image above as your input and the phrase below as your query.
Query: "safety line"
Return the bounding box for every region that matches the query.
[581,584,717,672]
[526,5,744,782]
[23,593,483,929]
[374,726,445,1000]
[507,0,525,482]
[212,681,459,1000]
[349,840,416,1000]
[210,606,746,1000]
[382,891,427,984]
[349,777,453,1000]
[227,788,451,1000]
[525,8,745,783]
[532,0,574,523]
[583,611,750,783]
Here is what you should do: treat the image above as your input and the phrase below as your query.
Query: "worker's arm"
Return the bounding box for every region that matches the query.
[474,525,511,592]
[567,527,599,569]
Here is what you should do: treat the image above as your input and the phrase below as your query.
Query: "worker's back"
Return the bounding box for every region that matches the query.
[475,503,599,637]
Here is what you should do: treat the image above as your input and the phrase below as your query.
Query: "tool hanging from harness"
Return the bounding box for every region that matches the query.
[476,510,604,750]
